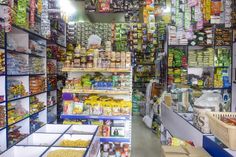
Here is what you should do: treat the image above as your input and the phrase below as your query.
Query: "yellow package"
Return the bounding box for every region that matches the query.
[103,101,112,116]
[84,100,92,115]
[88,95,99,100]
[121,101,131,115]
[92,100,102,115]
[112,100,121,116]
[63,101,74,115]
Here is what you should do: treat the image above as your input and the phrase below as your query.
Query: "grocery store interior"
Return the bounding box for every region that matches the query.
[0,0,236,157]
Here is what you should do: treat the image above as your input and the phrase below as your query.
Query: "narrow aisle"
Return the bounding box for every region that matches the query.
[131,116,161,157]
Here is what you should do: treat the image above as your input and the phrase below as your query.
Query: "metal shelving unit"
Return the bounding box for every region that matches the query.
[166,25,232,96]
[0,14,67,154]
[0,24,49,152]
[61,115,131,120]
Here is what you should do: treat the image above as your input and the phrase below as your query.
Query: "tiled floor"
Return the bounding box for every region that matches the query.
[131,116,161,157]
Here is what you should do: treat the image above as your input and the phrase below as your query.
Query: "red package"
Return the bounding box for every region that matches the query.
[211,1,222,15]
[98,0,111,12]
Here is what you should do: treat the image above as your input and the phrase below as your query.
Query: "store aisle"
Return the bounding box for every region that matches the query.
[131,116,161,157]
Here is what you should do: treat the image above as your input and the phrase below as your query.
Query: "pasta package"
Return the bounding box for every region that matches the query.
[59,139,90,147]
[47,149,85,157]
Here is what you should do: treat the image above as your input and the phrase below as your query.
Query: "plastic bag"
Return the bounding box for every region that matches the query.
[194,91,223,108]
[87,34,102,49]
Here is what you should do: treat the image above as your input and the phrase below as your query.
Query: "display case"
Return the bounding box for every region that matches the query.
[0,124,100,157]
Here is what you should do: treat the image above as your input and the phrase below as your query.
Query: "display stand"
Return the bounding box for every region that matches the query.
[5,25,48,149]
[0,124,100,157]
[61,66,133,148]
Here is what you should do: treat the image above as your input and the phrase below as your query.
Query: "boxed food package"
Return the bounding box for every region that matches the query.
[161,146,188,157]
[111,126,125,137]
[185,145,211,157]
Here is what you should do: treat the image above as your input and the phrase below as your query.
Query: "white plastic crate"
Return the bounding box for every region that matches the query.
[17,133,61,146]
[36,124,70,133]
[66,125,98,135]
[0,146,48,157]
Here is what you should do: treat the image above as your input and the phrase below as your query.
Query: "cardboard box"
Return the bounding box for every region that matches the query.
[161,146,188,157]
[161,145,212,157]
[184,145,211,157]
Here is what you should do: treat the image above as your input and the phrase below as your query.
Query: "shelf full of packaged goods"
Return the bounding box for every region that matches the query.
[8,116,29,127]
[12,24,47,40]
[7,49,45,58]
[100,137,130,143]
[60,115,131,120]
[62,89,131,95]
[62,67,131,73]
[8,91,47,102]
[29,108,46,117]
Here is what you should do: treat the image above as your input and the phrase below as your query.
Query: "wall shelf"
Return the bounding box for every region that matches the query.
[30,108,46,117]
[62,89,131,95]
[8,116,29,127]
[62,67,131,73]
[100,137,130,143]
[7,49,45,58]
[8,91,47,102]
[0,127,6,132]
[12,24,47,40]
[61,115,131,120]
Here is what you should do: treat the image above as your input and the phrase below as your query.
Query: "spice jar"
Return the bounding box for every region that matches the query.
[80,55,87,63]
[110,61,116,68]
[102,151,109,157]
[108,152,115,157]
[115,147,121,157]
[74,55,81,68]
[123,144,129,152]
[98,58,102,68]
[114,142,121,148]
[87,54,94,62]
[115,52,121,62]
[111,51,116,61]
[87,61,93,68]
[121,152,126,157]
[103,143,110,152]
[116,61,121,68]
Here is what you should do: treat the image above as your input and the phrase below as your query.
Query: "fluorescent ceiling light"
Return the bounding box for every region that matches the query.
[59,0,76,15]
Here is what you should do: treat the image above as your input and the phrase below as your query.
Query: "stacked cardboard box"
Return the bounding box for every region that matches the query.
[161,145,211,157]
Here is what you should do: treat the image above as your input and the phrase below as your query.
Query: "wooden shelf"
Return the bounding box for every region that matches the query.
[62,89,131,95]
[62,67,131,73]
